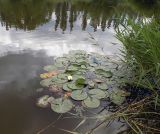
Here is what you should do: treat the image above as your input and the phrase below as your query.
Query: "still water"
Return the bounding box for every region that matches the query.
[0,0,159,134]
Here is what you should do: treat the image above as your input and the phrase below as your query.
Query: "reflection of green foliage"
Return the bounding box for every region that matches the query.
[0,0,159,31]
[0,0,54,30]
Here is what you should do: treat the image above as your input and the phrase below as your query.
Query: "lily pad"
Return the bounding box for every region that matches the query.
[57,73,68,79]
[40,78,52,87]
[67,83,84,90]
[63,83,72,91]
[36,95,50,108]
[103,71,113,78]
[88,89,106,99]
[97,83,108,90]
[56,57,68,63]
[49,85,62,93]
[71,90,88,101]
[96,68,113,78]
[44,65,57,71]
[81,65,87,69]
[75,78,86,85]
[88,80,95,88]
[110,93,125,106]
[67,66,78,71]
[83,97,100,108]
[54,78,67,84]
[51,98,74,113]
[109,89,129,105]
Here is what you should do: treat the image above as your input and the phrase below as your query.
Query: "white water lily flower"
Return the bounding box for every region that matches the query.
[68,75,73,81]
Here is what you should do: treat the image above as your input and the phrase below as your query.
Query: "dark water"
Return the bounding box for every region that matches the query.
[0,0,159,134]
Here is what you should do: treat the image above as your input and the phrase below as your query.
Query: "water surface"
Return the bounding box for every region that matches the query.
[0,0,159,134]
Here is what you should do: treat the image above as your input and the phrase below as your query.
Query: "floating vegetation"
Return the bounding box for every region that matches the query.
[37,50,130,113]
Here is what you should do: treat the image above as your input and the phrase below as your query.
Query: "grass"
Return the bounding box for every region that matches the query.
[115,19,160,133]
[116,19,160,91]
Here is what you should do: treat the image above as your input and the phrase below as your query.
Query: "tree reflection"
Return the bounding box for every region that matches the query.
[0,0,159,31]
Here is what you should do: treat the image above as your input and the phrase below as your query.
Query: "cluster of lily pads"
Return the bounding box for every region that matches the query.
[37,50,130,113]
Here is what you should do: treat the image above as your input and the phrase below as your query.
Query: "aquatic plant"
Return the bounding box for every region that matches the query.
[116,19,160,91]
[37,50,130,113]
[115,19,160,134]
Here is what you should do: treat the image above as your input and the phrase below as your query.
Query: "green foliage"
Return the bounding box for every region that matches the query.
[51,98,74,113]
[37,50,130,113]
[116,19,160,90]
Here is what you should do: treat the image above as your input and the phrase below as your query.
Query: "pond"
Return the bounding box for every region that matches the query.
[0,0,159,134]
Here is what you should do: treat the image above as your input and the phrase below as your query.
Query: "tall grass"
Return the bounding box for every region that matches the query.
[116,19,160,91]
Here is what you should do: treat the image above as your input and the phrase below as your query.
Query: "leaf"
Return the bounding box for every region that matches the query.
[57,73,68,79]
[96,68,113,78]
[103,71,113,78]
[81,65,87,69]
[44,65,57,71]
[75,78,85,85]
[93,79,104,83]
[36,95,50,108]
[40,78,52,87]
[63,83,72,91]
[49,85,62,93]
[55,78,68,84]
[56,57,68,63]
[110,93,125,106]
[68,83,84,90]
[97,83,108,90]
[40,71,59,79]
[110,89,128,105]
[83,97,100,108]
[88,89,106,99]
[88,80,95,88]
[51,98,73,113]
[71,90,88,101]
[67,66,78,71]
[55,63,64,68]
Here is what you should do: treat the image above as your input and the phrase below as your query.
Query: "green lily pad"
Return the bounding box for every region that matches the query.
[63,83,72,91]
[36,95,50,108]
[88,80,95,88]
[56,57,68,63]
[57,73,68,79]
[110,89,129,105]
[43,65,57,71]
[81,65,87,69]
[67,66,78,71]
[103,71,113,78]
[67,83,84,90]
[75,78,86,85]
[110,93,125,106]
[55,78,67,84]
[83,97,100,108]
[71,90,88,100]
[72,75,85,81]
[96,68,113,78]
[88,89,106,99]
[51,76,59,82]
[51,98,73,113]
[40,78,52,87]
[97,83,108,90]
[76,59,88,65]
